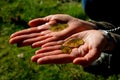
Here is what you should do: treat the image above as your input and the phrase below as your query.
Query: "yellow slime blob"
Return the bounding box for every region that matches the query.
[61,46,72,54]
[50,23,68,32]
[63,38,84,48]
[61,38,84,54]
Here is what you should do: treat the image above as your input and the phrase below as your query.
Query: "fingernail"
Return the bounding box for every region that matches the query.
[37,58,43,64]
[31,56,36,62]
[35,50,39,54]
[10,34,14,38]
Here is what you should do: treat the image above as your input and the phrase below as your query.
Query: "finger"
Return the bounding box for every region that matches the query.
[32,37,57,48]
[10,28,38,38]
[70,48,81,57]
[77,43,89,56]
[69,42,89,58]
[73,48,100,67]
[46,14,72,22]
[31,50,62,62]
[41,40,64,48]
[17,34,52,47]
[9,32,42,44]
[28,17,56,27]
[36,45,62,54]
[32,54,74,64]
[10,24,50,38]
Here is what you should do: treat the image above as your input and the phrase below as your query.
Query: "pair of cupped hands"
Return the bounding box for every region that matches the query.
[9,14,108,67]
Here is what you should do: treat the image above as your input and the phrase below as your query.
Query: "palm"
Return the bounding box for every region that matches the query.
[9,14,96,48]
[68,30,108,66]
[31,30,107,67]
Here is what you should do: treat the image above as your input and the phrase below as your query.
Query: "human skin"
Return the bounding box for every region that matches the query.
[9,14,115,67]
[31,30,109,67]
[9,14,97,48]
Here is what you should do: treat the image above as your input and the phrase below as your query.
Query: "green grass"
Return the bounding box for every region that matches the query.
[0,0,120,80]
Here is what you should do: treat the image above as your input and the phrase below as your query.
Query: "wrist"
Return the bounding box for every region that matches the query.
[99,30,115,52]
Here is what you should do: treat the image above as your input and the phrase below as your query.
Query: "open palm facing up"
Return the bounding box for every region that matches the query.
[9,14,96,48]
[31,30,108,67]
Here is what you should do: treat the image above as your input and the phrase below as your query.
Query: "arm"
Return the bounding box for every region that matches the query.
[89,20,120,53]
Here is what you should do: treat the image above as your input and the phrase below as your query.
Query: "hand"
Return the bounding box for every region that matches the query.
[31,30,108,67]
[9,14,96,48]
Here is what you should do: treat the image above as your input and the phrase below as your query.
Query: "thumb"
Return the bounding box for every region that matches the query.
[73,48,100,67]
[28,18,49,27]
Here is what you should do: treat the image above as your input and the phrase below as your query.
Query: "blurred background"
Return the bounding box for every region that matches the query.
[0,0,120,80]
